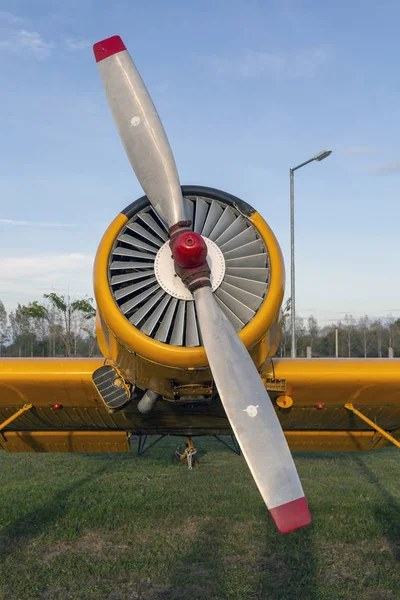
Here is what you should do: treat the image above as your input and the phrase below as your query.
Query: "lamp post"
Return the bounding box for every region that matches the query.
[290,150,332,358]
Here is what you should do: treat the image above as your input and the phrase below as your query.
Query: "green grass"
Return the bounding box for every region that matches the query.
[0,437,399,600]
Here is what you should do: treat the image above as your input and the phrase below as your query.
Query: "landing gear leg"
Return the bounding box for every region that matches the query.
[174,436,197,469]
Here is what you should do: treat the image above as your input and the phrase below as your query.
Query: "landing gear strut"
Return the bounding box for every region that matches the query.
[174,436,197,469]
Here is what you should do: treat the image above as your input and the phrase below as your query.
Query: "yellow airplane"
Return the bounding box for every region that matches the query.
[1,36,399,535]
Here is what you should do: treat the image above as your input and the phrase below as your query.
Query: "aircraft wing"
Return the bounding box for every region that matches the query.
[0,358,131,452]
[265,358,400,452]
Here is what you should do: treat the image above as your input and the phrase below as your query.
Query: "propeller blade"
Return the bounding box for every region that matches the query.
[193,285,311,534]
[94,36,186,228]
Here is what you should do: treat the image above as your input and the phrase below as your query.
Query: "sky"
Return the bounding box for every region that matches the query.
[1,0,399,325]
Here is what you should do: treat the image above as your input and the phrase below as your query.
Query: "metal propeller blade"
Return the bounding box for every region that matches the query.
[194,286,311,534]
[94,36,186,228]
[93,35,311,533]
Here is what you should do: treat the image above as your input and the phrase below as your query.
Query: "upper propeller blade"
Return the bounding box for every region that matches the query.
[193,285,311,534]
[94,36,186,228]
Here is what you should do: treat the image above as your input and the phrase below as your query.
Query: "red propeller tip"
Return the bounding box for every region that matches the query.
[269,496,312,534]
[93,36,126,63]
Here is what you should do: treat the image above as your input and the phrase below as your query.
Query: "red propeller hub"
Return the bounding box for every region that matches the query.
[171,231,208,268]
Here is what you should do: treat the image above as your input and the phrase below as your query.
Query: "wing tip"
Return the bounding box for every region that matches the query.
[270,496,312,534]
[93,35,126,63]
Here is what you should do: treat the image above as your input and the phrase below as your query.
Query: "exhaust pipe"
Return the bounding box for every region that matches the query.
[137,390,159,414]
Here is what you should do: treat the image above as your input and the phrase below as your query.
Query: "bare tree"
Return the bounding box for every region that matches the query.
[343,314,356,357]
[43,294,96,357]
[0,301,9,357]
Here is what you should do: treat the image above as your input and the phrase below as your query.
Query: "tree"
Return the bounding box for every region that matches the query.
[43,294,96,357]
[8,304,37,356]
[343,314,356,357]
[0,301,9,356]
[307,315,319,352]
[24,301,48,356]
[279,298,291,357]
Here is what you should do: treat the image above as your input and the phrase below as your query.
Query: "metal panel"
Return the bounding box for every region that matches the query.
[140,294,171,335]
[215,287,255,324]
[112,247,155,260]
[224,274,268,297]
[110,261,156,270]
[214,216,247,247]
[110,270,155,285]
[155,297,178,342]
[215,296,245,332]
[208,206,236,241]
[130,289,166,326]
[0,431,130,453]
[117,233,158,254]
[139,211,168,239]
[201,200,223,237]
[185,301,200,346]
[126,222,164,247]
[170,300,186,346]
[225,254,268,268]
[219,281,263,312]
[225,267,269,282]
[114,276,156,300]
[219,226,257,253]
[194,198,209,234]
[120,283,160,314]
[223,239,265,260]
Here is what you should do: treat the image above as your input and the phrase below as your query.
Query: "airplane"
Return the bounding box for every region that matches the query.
[1,36,399,536]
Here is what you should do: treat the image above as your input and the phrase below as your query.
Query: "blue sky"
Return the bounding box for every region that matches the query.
[1,0,399,325]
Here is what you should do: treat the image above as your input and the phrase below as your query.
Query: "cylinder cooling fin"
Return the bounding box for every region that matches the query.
[94,186,285,368]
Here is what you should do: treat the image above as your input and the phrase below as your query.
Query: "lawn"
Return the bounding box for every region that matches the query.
[0,437,399,600]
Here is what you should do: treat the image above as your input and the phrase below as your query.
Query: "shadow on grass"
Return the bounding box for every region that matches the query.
[256,512,318,600]
[156,518,228,600]
[0,465,109,564]
[352,454,400,561]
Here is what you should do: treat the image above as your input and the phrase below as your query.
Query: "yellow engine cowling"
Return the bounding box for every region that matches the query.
[93,186,285,400]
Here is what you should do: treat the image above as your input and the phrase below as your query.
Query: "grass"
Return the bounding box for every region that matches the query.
[0,437,399,600]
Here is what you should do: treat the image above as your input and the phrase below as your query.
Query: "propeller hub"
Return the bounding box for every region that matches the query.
[171,231,208,268]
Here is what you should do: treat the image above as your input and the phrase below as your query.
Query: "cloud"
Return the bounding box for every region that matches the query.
[64,38,91,51]
[367,161,400,175]
[0,253,94,308]
[0,11,23,23]
[211,47,327,79]
[1,253,93,280]
[0,219,74,227]
[0,29,54,59]
[345,145,378,155]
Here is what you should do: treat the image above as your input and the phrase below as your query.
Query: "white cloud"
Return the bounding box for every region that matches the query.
[0,11,23,23]
[0,219,74,227]
[1,253,93,280]
[64,38,91,51]
[211,47,327,79]
[0,29,54,59]
[367,161,400,175]
[0,253,94,309]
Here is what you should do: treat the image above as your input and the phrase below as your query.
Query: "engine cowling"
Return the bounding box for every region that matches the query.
[94,186,284,400]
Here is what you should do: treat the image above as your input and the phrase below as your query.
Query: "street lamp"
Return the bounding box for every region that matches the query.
[290,149,332,358]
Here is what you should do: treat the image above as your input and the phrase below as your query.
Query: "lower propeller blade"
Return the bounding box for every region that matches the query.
[193,285,311,534]
[93,36,186,228]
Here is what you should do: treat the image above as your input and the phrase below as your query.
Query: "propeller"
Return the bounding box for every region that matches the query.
[94,35,311,534]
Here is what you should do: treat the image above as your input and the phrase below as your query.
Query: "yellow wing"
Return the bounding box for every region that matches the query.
[0,358,130,453]
[1,357,399,454]
[266,358,400,452]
